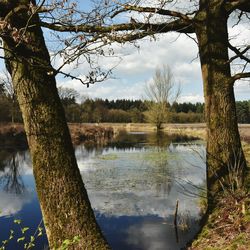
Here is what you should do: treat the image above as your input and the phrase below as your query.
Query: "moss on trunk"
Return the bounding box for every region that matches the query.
[1,1,109,249]
[195,1,247,207]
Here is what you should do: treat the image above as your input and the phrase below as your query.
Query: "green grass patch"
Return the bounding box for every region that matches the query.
[98,154,118,160]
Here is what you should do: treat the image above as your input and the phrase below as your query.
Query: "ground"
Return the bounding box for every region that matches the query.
[189,190,250,250]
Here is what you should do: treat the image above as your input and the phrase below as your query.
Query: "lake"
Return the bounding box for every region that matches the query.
[0,131,206,250]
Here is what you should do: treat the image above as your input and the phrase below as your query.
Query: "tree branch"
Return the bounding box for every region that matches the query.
[225,0,250,13]
[228,43,250,63]
[111,5,191,21]
[40,18,195,35]
[232,72,250,81]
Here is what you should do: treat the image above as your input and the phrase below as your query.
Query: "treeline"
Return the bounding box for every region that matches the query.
[60,97,205,123]
[0,83,22,123]
[1,85,249,123]
[60,98,250,124]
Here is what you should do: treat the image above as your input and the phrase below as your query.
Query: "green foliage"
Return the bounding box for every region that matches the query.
[0,218,44,250]
[236,101,250,123]
[0,217,83,250]
[60,236,81,250]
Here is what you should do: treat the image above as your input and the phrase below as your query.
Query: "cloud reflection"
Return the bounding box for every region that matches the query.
[0,191,32,217]
[77,141,206,220]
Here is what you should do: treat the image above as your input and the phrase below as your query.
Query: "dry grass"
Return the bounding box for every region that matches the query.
[0,123,114,147]
[189,191,250,250]
[68,123,113,145]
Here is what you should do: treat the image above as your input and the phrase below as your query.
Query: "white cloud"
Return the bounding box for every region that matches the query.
[57,33,204,101]
[234,79,250,100]
[76,144,205,218]
[179,94,204,103]
[0,191,32,217]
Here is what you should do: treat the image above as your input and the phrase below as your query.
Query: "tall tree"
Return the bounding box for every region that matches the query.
[38,0,250,206]
[145,65,180,130]
[0,1,109,249]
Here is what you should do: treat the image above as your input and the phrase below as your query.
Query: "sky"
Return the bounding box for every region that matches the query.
[0,1,249,103]
[55,28,250,103]
[56,33,205,103]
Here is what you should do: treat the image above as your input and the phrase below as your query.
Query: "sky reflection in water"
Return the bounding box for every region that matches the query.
[0,132,206,250]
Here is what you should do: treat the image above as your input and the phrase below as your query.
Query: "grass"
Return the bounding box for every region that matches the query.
[189,189,250,250]
[0,123,114,147]
[98,154,118,160]
[189,139,250,250]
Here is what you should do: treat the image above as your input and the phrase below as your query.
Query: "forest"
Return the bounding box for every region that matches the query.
[1,83,249,124]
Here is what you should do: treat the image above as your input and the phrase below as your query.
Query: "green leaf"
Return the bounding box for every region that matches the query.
[27,243,35,249]
[73,236,81,243]
[37,227,43,236]
[30,236,35,243]
[2,240,8,245]
[62,239,71,245]
[14,220,22,225]
[21,227,29,234]
[17,237,25,242]
[37,231,43,237]
[14,219,22,225]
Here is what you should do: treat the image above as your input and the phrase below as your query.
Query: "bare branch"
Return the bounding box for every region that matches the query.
[228,43,250,64]
[232,72,250,81]
[40,18,194,34]
[225,0,250,13]
[111,4,191,21]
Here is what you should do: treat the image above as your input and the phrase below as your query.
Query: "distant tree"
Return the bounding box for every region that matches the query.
[129,108,145,123]
[58,87,79,106]
[145,65,180,130]
[106,109,131,123]
[0,71,21,123]
[81,99,95,122]
[236,101,250,123]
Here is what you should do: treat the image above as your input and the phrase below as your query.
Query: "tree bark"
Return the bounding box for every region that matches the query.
[1,1,109,249]
[195,1,247,206]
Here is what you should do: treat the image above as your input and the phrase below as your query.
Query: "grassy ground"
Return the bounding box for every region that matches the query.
[100,122,250,143]
[189,190,250,250]
[188,142,250,250]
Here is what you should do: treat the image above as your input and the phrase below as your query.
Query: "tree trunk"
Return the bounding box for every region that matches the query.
[1,1,109,249]
[195,1,247,207]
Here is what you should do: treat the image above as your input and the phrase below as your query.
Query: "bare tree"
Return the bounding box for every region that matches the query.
[145,65,180,130]
[0,71,17,123]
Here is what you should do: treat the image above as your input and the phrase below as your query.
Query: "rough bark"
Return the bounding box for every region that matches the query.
[195,1,247,206]
[1,1,109,249]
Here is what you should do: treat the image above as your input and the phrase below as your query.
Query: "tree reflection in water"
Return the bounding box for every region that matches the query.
[0,151,26,194]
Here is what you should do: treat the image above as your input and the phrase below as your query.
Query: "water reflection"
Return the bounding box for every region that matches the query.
[0,153,25,194]
[0,151,33,217]
[0,131,205,250]
[76,132,205,249]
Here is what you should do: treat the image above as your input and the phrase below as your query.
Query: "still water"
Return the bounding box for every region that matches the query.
[0,132,206,250]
